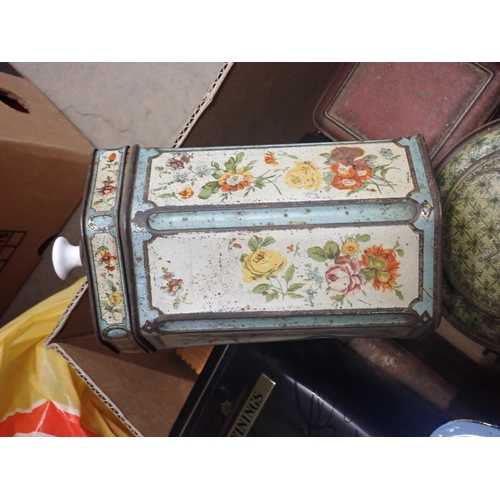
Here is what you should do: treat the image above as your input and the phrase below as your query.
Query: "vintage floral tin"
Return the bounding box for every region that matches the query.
[437,120,500,349]
[65,137,441,352]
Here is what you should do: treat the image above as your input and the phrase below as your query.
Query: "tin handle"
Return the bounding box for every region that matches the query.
[52,237,82,279]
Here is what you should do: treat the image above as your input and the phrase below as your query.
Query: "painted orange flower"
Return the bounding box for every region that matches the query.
[264,152,278,166]
[107,153,116,162]
[330,162,356,178]
[218,167,254,193]
[98,177,117,196]
[178,186,194,199]
[359,245,401,291]
[352,160,372,181]
[331,176,363,190]
[99,250,118,272]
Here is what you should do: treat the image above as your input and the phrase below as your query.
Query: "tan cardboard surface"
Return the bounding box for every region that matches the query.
[0,71,93,318]
[0,71,93,148]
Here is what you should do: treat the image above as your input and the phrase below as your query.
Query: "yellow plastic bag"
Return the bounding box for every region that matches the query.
[0,278,133,437]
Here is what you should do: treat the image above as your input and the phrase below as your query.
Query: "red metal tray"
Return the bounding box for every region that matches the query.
[313,62,500,167]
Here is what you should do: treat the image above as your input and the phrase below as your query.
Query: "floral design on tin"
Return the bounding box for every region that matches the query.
[234,232,405,306]
[198,152,283,201]
[95,245,123,320]
[264,151,299,167]
[285,161,323,190]
[153,151,283,201]
[152,145,406,204]
[92,150,122,210]
[161,266,190,309]
[102,152,119,170]
[93,176,118,208]
[306,234,404,304]
[228,237,242,251]
[264,151,279,166]
[98,246,118,272]
[178,186,194,199]
[320,146,401,195]
[239,235,305,302]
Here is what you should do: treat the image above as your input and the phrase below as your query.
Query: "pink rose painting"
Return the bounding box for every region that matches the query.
[325,256,367,296]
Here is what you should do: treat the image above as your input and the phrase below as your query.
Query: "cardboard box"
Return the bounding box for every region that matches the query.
[0,71,93,318]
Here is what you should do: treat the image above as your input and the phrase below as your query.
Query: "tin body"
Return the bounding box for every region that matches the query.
[437,120,500,349]
[81,137,441,352]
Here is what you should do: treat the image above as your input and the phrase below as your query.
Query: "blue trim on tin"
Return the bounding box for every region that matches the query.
[134,148,159,213]
[146,202,418,232]
[398,137,439,320]
[153,312,414,333]
[130,148,164,326]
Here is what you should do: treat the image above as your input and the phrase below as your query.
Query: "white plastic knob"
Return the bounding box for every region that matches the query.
[52,237,82,280]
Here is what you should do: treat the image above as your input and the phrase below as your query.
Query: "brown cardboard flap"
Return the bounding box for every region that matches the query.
[0,72,93,148]
[0,71,94,318]
[46,282,197,436]
[183,62,342,147]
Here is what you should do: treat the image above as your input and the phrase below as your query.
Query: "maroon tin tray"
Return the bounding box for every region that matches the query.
[313,62,500,167]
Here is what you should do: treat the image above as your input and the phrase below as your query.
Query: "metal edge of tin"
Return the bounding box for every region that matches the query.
[119,145,157,353]
[153,325,421,350]
[80,149,119,354]
[82,147,145,354]
[416,133,442,334]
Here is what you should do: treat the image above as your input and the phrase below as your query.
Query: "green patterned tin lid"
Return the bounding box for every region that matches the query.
[438,120,500,345]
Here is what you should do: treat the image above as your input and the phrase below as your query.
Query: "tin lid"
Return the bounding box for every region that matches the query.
[438,120,500,347]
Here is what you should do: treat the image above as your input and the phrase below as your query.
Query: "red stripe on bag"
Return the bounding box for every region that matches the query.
[0,401,99,437]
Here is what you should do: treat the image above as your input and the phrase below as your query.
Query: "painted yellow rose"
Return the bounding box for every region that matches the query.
[241,248,287,283]
[285,161,322,190]
[108,291,123,306]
